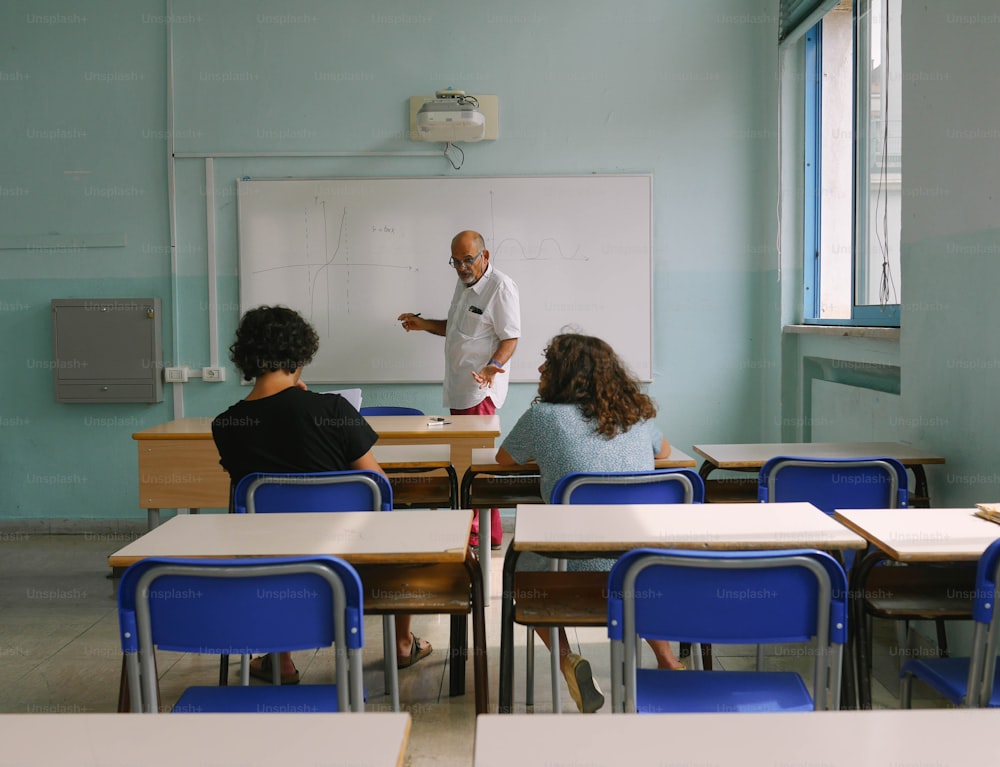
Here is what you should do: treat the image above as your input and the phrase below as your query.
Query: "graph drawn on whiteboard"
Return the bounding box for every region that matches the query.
[237,175,652,384]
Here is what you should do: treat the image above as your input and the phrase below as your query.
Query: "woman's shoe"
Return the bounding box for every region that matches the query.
[563,653,604,713]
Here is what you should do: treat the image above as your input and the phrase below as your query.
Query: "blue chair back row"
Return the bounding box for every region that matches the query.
[233,470,393,513]
[901,537,1000,708]
[551,468,705,504]
[758,455,908,512]
[607,547,848,714]
[117,555,365,713]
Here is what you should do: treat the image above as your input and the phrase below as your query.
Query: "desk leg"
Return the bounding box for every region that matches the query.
[911,466,930,507]
[498,545,518,713]
[846,550,885,710]
[479,512,491,607]
[117,655,130,713]
[697,460,716,482]
[146,508,160,530]
[449,614,466,698]
[466,551,489,715]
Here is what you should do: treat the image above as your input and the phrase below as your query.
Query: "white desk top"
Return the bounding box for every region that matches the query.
[474,709,1000,767]
[693,441,945,468]
[373,443,453,467]
[513,501,866,552]
[833,507,1000,561]
[108,509,472,567]
[0,713,410,767]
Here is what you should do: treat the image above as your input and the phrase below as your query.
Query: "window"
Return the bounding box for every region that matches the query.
[803,0,901,325]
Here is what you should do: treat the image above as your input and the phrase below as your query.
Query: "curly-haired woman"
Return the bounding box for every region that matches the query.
[496,332,684,712]
[212,305,431,684]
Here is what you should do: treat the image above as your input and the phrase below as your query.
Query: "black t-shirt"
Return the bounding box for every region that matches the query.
[211,388,378,486]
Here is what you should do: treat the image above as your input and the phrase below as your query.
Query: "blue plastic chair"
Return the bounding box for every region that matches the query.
[607,547,848,713]
[758,454,974,705]
[118,555,365,713]
[757,455,908,513]
[900,537,1000,708]
[524,469,706,712]
[359,406,425,416]
[233,469,393,514]
[231,469,398,709]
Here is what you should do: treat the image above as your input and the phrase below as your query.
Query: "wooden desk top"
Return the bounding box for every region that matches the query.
[466,446,698,473]
[692,441,946,468]
[474,709,1000,767]
[108,510,473,568]
[133,415,500,441]
[512,501,866,552]
[832,507,1000,561]
[0,713,411,767]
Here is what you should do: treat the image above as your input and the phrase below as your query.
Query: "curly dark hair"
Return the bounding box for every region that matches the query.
[536,333,656,438]
[229,305,319,379]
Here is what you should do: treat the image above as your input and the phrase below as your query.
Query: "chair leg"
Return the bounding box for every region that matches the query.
[899,672,913,708]
[756,644,766,671]
[525,625,534,707]
[550,627,561,713]
[383,615,400,712]
[935,619,950,657]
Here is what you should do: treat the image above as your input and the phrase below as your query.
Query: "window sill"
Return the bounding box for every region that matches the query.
[783,324,900,341]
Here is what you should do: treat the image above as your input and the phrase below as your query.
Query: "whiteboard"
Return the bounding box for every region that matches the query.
[237,175,652,383]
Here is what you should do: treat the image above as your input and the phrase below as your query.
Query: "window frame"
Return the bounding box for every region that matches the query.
[801,2,901,327]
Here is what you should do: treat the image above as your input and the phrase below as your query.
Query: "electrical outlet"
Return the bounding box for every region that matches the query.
[163,367,189,383]
[202,366,226,382]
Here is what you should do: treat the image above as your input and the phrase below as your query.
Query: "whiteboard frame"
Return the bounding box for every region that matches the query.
[236,174,653,384]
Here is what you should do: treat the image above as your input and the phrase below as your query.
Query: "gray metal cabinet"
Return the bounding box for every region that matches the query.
[51,298,163,403]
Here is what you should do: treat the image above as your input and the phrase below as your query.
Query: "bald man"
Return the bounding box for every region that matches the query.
[398,230,521,548]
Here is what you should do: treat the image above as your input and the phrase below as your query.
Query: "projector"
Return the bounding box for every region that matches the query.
[416,98,486,143]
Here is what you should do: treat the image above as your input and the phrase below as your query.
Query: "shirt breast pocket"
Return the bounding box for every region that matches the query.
[458,307,487,338]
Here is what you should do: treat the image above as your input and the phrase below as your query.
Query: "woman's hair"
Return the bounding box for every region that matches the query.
[536,333,656,438]
[229,305,319,379]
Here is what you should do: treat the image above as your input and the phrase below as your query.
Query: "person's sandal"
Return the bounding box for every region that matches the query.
[563,653,604,713]
[397,633,433,669]
[248,654,300,685]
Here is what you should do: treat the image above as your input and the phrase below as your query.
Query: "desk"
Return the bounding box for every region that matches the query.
[0,713,411,767]
[108,510,488,714]
[474,709,1000,767]
[497,501,866,712]
[133,415,499,526]
[832,507,1000,709]
[460,446,700,599]
[693,441,945,505]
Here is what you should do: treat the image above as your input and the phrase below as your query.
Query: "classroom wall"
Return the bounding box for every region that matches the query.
[781,0,1000,507]
[2,0,777,524]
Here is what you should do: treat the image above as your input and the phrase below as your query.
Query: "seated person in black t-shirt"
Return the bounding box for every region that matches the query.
[212,305,432,684]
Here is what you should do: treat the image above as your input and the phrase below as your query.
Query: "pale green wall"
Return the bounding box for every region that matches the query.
[1,0,784,524]
[780,0,1000,507]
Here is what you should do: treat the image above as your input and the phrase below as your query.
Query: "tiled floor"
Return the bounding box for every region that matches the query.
[0,527,950,765]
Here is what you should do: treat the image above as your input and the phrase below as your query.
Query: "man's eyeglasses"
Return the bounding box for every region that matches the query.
[448,251,483,269]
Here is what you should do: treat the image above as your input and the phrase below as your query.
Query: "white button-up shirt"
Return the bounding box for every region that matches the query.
[443,262,521,409]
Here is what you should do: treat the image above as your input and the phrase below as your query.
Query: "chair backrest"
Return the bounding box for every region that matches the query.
[359,406,424,416]
[233,470,393,513]
[757,455,908,513]
[967,537,1000,705]
[550,469,705,505]
[607,547,848,711]
[117,555,364,712]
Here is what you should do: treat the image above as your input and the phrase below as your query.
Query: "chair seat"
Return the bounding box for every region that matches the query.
[634,669,814,714]
[174,683,345,713]
[900,658,1000,707]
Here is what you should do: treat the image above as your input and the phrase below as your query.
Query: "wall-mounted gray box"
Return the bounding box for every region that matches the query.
[51,298,163,403]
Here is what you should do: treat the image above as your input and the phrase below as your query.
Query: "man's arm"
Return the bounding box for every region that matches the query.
[350,449,388,477]
[398,313,446,337]
[472,337,518,388]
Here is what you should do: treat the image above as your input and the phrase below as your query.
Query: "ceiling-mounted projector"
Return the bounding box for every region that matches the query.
[416,93,486,143]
